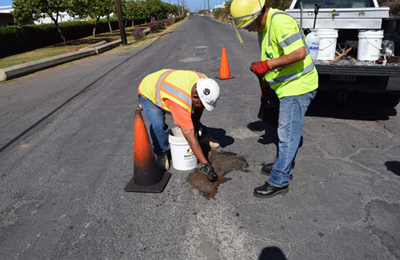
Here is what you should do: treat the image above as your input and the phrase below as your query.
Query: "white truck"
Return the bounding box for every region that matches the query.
[286,0,400,107]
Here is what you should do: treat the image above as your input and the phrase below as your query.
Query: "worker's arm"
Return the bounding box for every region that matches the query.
[165,99,210,168]
[250,47,306,76]
[268,46,306,69]
[182,127,218,182]
[181,128,208,164]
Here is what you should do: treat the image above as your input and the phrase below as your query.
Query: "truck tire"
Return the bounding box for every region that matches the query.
[378,93,400,107]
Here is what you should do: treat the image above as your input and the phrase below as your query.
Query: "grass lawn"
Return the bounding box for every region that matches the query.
[0,19,185,69]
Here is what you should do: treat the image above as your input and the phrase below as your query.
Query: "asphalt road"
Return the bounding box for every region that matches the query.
[0,15,399,259]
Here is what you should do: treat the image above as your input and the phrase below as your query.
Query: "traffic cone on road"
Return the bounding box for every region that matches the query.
[216,47,234,80]
[124,110,171,193]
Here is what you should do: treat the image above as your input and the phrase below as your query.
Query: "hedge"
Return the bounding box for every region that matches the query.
[0,17,119,58]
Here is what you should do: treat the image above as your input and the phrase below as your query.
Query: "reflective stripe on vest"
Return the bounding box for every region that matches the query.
[266,11,314,87]
[155,70,206,111]
[268,12,310,56]
[267,62,314,86]
[155,69,175,108]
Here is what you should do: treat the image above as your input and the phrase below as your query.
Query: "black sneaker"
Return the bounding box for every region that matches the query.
[261,163,293,180]
[253,182,289,198]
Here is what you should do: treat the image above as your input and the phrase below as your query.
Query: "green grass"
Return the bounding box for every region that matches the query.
[0,46,89,69]
[0,21,182,69]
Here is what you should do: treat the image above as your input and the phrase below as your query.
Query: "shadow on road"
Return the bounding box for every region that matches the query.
[307,91,397,121]
[259,246,287,260]
[199,127,234,162]
[206,127,234,148]
[385,161,400,176]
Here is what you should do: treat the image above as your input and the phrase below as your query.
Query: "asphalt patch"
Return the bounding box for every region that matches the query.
[188,149,249,199]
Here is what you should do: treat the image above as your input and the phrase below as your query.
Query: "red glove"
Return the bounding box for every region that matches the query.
[250,60,271,76]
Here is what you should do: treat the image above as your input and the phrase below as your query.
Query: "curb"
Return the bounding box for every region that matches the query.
[94,39,121,54]
[0,39,122,82]
[79,40,107,50]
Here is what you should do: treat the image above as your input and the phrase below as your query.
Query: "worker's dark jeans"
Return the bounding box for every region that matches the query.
[268,90,317,188]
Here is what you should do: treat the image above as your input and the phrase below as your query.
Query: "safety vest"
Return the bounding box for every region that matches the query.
[261,8,318,98]
[138,69,206,113]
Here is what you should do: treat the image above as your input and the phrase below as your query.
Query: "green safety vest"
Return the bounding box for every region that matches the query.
[261,8,318,98]
[138,69,206,113]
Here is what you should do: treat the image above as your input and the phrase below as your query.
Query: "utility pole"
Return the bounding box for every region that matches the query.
[208,0,209,15]
[114,0,127,45]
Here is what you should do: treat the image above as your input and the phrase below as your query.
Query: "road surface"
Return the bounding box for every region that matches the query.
[1,15,399,259]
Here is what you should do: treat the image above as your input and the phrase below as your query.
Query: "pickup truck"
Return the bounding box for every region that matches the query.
[286,0,400,107]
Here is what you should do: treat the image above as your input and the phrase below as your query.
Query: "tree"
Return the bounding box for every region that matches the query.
[141,0,151,22]
[12,0,72,44]
[102,0,116,33]
[123,0,140,27]
[69,0,115,36]
[147,0,162,20]
[379,0,400,17]
[167,2,178,18]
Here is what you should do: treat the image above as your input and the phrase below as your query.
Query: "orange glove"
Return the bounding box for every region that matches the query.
[250,60,271,76]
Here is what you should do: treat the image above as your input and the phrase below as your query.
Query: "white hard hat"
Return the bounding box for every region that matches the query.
[196,78,220,111]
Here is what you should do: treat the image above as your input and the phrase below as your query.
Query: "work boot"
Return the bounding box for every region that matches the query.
[199,133,220,148]
[253,182,289,198]
[261,163,274,175]
[261,163,293,180]
[157,153,170,171]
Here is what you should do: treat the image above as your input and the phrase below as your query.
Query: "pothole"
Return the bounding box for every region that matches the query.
[188,150,249,199]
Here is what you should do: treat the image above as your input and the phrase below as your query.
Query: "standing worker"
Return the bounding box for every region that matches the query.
[229,0,318,197]
[138,69,221,182]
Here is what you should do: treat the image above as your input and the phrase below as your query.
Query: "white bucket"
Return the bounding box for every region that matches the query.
[168,127,198,171]
[357,30,384,61]
[317,29,338,61]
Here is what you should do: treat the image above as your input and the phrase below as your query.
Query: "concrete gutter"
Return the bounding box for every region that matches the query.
[0,39,121,82]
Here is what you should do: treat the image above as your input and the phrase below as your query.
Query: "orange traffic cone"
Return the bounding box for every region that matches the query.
[124,110,171,193]
[216,47,234,80]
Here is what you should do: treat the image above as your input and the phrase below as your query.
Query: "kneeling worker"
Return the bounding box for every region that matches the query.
[138,69,221,182]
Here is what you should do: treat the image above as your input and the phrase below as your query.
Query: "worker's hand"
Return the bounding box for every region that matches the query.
[250,60,271,76]
[200,162,218,182]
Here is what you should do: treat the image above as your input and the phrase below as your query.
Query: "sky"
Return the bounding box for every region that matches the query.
[0,0,11,7]
[0,0,225,12]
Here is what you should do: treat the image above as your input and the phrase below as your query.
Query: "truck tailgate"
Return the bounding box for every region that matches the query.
[315,59,400,77]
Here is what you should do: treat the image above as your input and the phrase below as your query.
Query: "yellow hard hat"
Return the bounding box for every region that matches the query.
[229,0,266,29]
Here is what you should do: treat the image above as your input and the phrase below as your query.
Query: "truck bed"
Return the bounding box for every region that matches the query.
[315,59,400,77]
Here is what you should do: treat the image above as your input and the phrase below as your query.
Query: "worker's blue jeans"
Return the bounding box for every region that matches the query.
[139,95,169,155]
[139,95,209,155]
[267,90,317,188]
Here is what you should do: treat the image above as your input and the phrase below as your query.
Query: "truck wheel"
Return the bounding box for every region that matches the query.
[378,93,400,107]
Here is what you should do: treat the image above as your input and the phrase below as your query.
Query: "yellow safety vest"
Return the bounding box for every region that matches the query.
[138,69,206,113]
[261,8,318,98]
